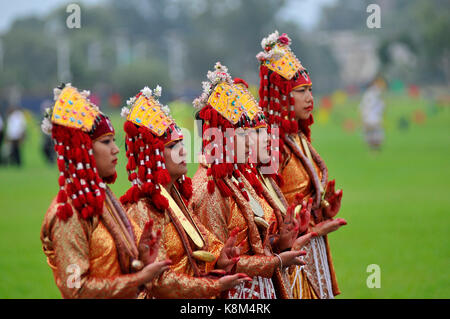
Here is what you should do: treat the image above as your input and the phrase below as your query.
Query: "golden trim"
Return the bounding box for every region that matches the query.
[164,137,183,146]
[104,194,135,255]
[92,132,114,142]
[300,135,324,195]
[258,172,287,216]
[292,83,312,91]
[159,186,205,249]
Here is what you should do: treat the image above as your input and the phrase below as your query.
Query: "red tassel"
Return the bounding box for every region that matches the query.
[138,166,146,181]
[132,185,141,203]
[58,175,66,187]
[57,159,66,171]
[216,179,232,197]
[95,194,104,210]
[81,206,90,219]
[155,168,171,185]
[86,191,96,207]
[290,120,298,133]
[56,205,67,221]
[142,181,155,195]
[64,203,73,219]
[73,196,81,210]
[207,179,215,194]
[124,121,139,137]
[57,189,67,203]
[179,177,193,200]
[152,191,169,211]
[282,119,291,133]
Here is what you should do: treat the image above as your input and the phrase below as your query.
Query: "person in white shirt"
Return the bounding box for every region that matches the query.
[6,107,26,166]
[359,76,387,151]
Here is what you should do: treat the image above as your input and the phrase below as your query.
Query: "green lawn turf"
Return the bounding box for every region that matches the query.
[0,93,448,298]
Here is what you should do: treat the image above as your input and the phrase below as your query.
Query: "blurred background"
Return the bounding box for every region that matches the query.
[0,0,448,298]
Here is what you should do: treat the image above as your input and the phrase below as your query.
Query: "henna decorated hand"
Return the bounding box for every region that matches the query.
[277,193,312,251]
[137,219,172,285]
[217,227,241,273]
[291,231,317,251]
[218,273,252,291]
[278,249,307,267]
[311,218,347,236]
[322,179,343,219]
[138,219,162,266]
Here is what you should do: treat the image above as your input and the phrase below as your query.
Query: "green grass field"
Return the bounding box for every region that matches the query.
[0,93,449,298]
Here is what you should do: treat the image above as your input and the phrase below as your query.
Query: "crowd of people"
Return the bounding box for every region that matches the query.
[39,31,347,299]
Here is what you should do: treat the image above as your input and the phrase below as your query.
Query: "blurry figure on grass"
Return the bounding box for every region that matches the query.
[359,75,387,151]
[40,99,56,164]
[40,83,170,298]
[257,31,346,299]
[5,105,26,166]
[120,85,251,298]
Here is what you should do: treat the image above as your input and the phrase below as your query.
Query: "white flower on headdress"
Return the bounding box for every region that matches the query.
[53,87,62,101]
[193,97,203,109]
[206,70,216,83]
[154,85,162,97]
[120,106,130,118]
[256,51,270,61]
[271,47,284,60]
[41,117,53,135]
[202,81,211,92]
[80,90,91,98]
[214,62,228,73]
[261,30,279,49]
[161,104,170,116]
[126,96,136,106]
[141,86,152,98]
[267,30,279,45]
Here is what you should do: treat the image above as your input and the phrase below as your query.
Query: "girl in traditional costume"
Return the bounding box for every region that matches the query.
[190,62,306,299]
[40,84,170,299]
[256,31,347,299]
[120,85,252,298]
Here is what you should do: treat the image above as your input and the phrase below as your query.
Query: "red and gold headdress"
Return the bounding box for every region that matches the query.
[194,62,266,199]
[120,85,191,210]
[41,83,115,221]
[256,31,314,142]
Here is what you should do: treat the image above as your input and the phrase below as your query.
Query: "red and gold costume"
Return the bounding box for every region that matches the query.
[191,63,290,299]
[257,31,340,299]
[120,86,227,298]
[40,84,146,298]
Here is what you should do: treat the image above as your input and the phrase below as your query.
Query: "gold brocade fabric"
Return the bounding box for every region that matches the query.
[190,166,279,280]
[280,134,322,206]
[40,198,143,299]
[125,196,223,299]
[89,221,122,278]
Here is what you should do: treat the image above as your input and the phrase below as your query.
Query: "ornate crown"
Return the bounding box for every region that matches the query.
[41,84,100,135]
[256,30,304,80]
[121,85,173,137]
[193,62,262,124]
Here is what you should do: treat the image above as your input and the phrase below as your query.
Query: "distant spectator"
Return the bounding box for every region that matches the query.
[40,100,55,164]
[6,106,26,166]
[359,76,387,151]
